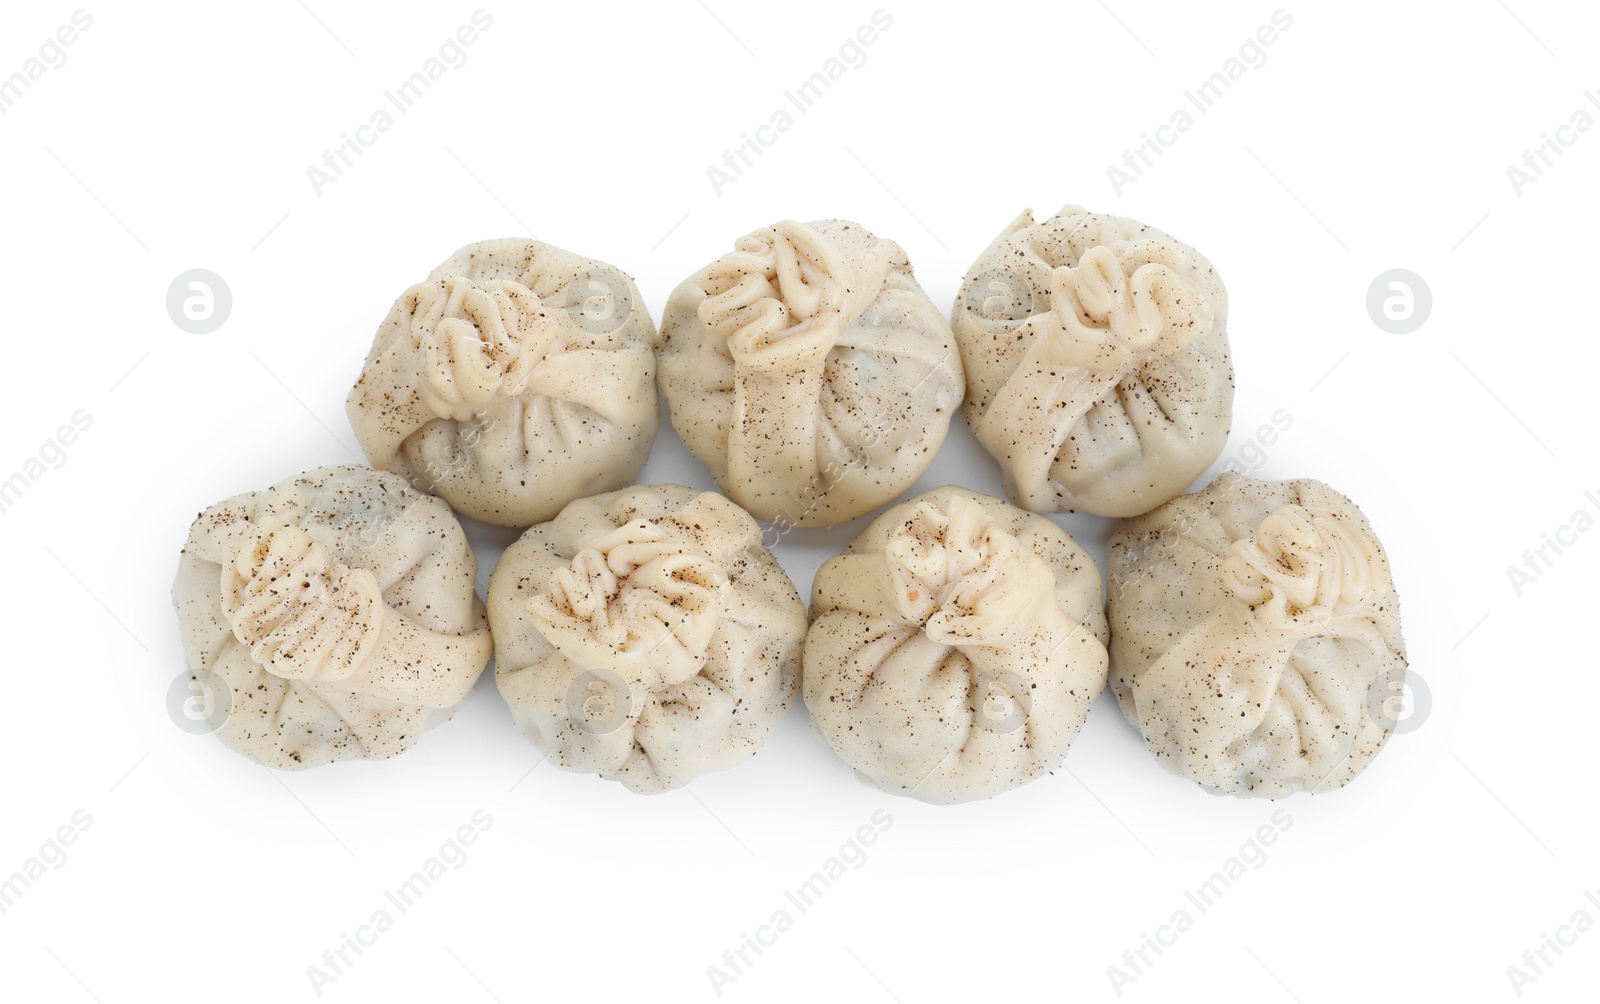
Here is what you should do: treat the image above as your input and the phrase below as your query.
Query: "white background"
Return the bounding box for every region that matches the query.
[1,2,1594,1001]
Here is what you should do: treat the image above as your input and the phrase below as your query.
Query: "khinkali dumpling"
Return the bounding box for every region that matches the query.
[171,465,493,768]
[1107,474,1408,797]
[952,206,1233,517]
[488,484,807,793]
[658,219,964,527]
[347,238,658,527]
[803,486,1109,803]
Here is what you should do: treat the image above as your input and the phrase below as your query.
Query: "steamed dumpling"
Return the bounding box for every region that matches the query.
[1107,474,1408,797]
[803,486,1109,803]
[952,206,1233,517]
[347,238,658,527]
[488,484,807,793]
[658,219,964,527]
[171,465,493,768]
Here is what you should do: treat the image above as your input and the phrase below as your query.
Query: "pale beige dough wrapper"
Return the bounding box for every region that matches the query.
[347,238,658,527]
[171,465,492,768]
[803,486,1109,804]
[658,219,963,527]
[1107,474,1408,798]
[952,206,1234,517]
[489,484,807,793]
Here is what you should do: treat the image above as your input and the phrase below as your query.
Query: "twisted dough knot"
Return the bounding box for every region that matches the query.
[1043,238,1215,373]
[1222,504,1380,634]
[414,275,559,421]
[881,497,1046,645]
[697,221,889,372]
[219,525,384,681]
[526,520,729,690]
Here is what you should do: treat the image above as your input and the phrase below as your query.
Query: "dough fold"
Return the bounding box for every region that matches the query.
[172,465,492,767]
[803,487,1109,804]
[490,486,807,793]
[347,238,658,527]
[1108,474,1409,797]
[660,219,963,526]
[954,206,1233,517]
